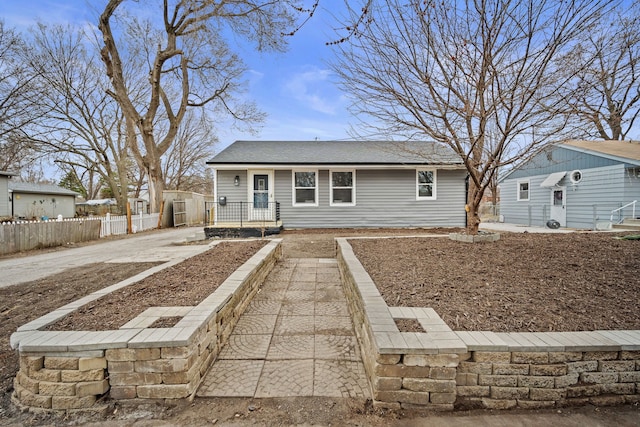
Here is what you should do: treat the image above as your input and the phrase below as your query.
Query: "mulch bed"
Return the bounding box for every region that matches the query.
[46,240,267,331]
[349,233,640,332]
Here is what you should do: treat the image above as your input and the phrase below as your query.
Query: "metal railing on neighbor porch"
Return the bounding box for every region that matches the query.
[205,201,280,227]
[610,200,637,224]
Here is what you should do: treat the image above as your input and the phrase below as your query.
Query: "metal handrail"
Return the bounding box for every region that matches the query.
[205,201,280,226]
[610,200,637,223]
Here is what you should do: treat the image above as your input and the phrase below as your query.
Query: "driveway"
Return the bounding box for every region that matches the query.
[0,227,205,289]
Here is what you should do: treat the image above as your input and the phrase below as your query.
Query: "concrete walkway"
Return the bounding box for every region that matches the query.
[0,227,206,288]
[197,257,370,399]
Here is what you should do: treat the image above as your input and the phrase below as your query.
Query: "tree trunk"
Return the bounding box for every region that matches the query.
[146,167,164,214]
[466,180,482,235]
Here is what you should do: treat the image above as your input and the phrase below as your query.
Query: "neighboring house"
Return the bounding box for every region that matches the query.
[9,182,78,219]
[76,198,119,216]
[0,171,18,218]
[206,140,467,229]
[499,140,640,229]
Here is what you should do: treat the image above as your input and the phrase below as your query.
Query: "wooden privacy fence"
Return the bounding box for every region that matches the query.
[0,218,101,256]
[0,213,161,255]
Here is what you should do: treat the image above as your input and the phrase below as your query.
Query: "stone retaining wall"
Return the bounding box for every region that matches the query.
[457,349,640,409]
[336,238,640,410]
[11,239,282,413]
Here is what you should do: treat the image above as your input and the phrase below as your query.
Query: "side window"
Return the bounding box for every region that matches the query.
[517,180,530,201]
[416,169,437,200]
[330,170,355,206]
[292,170,318,206]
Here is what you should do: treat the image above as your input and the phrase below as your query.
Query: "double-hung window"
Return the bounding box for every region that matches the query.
[416,169,436,200]
[517,180,530,201]
[330,170,355,206]
[293,170,318,206]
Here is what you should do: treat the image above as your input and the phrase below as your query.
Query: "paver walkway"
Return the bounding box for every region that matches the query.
[197,257,371,398]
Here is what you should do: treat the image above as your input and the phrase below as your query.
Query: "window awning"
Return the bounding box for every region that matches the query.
[540,171,567,188]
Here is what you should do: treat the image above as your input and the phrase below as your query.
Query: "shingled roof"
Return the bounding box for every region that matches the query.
[562,140,640,163]
[8,182,78,196]
[207,140,463,166]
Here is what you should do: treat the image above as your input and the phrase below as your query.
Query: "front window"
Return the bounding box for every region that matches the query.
[517,180,530,201]
[416,169,436,200]
[330,170,355,206]
[293,170,318,206]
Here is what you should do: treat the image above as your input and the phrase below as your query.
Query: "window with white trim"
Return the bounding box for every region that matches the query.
[330,170,355,206]
[416,169,436,200]
[517,180,530,201]
[292,170,318,206]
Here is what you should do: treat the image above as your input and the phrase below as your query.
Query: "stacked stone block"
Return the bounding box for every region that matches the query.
[457,350,640,409]
[336,237,640,411]
[372,353,460,410]
[12,353,108,410]
[338,239,463,410]
[104,243,280,400]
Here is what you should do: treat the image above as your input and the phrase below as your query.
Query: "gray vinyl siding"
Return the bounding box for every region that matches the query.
[275,168,466,228]
[0,176,8,217]
[505,146,622,180]
[500,165,630,229]
[217,170,248,203]
[216,170,250,222]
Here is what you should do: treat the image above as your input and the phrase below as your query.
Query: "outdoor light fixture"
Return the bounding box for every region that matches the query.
[234,175,240,186]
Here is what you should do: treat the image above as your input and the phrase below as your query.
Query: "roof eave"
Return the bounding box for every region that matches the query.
[560,143,640,166]
[206,162,465,170]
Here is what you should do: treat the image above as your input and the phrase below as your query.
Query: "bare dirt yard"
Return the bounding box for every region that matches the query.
[46,241,267,331]
[350,232,640,332]
[1,229,639,426]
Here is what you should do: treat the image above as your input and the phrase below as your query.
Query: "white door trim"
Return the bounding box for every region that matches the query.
[247,170,274,221]
[550,186,566,227]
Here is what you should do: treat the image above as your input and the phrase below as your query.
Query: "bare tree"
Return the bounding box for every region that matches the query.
[24,24,133,212]
[0,21,42,172]
[332,0,614,234]
[162,111,216,193]
[561,3,640,140]
[98,0,312,212]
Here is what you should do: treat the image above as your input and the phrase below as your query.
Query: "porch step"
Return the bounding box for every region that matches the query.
[612,218,640,231]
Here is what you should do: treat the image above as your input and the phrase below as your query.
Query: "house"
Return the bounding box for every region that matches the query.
[206,140,467,229]
[9,182,78,220]
[499,140,640,229]
[0,171,18,219]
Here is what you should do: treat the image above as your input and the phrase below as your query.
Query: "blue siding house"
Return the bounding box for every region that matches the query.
[499,140,640,229]
[206,140,467,229]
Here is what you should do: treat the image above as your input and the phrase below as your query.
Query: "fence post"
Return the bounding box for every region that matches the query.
[240,201,243,227]
[592,205,597,230]
[105,212,111,236]
[139,212,143,232]
[126,202,132,234]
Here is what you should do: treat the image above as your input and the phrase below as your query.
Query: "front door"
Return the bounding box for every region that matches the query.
[248,170,274,221]
[550,186,566,227]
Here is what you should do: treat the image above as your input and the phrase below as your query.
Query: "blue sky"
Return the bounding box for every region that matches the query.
[1,0,356,153]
